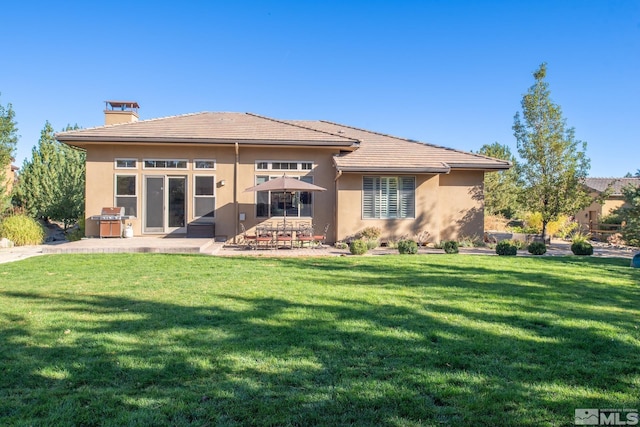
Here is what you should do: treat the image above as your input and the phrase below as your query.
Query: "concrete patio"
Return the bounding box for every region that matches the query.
[1,237,637,264]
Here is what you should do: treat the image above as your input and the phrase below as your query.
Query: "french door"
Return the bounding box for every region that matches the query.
[144,175,187,233]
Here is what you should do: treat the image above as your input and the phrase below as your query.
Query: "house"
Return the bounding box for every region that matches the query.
[2,159,18,195]
[55,101,511,243]
[576,177,640,231]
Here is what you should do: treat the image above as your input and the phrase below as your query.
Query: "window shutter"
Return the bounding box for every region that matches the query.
[399,177,415,218]
[363,177,376,219]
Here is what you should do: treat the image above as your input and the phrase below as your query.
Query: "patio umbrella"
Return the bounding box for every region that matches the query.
[244,175,327,228]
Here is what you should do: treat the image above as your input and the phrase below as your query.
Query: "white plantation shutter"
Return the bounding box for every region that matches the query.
[399,177,415,218]
[363,176,377,219]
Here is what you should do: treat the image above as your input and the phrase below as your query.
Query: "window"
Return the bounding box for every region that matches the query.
[255,161,314,171]
[255,175,313,218]
[194,159,216,170]
[115,175,137,216]
[194,176,215,218]
[143,159,188,169]
[115,159,137,169]
[363,176,415,219]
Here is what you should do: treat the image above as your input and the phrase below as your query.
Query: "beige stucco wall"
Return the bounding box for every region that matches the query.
[575,193,628,230]
[2,163,16,195]
[335,170,484,243]
[83,143,340,240]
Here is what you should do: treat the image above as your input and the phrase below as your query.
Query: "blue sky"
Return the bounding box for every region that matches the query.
[2,1,638,177]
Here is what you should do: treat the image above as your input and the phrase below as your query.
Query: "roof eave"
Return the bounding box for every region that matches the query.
[55,135,359,147]
[335,166,451,174]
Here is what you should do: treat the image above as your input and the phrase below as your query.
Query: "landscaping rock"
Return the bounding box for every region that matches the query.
[0,238,14,248]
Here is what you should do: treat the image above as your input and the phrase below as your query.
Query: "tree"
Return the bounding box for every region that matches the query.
[513,63,591,239]
[477,142,520,218]
[614,184,640,247]
[0,94,19,213]
[13,122,85,229]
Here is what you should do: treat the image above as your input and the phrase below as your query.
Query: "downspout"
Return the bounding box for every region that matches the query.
[234,142,239,244]
[334,169,342,244]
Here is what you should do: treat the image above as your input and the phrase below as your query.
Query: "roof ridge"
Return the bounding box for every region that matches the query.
[56,111,211,136]
[247,113,359,143]
[318,120,511,166]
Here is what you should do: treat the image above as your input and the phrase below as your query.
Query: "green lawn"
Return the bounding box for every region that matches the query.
[0,254,638,426]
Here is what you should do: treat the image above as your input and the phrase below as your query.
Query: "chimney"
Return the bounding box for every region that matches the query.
[104,101,140,125]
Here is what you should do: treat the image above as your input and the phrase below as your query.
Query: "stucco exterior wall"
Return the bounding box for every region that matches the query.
[575,194,628,230]
[83,143,340,241]
[335,170,484,243]
[2,163,16,195]
[438,171,485,241]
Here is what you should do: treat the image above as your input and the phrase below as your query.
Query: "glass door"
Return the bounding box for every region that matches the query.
[144,176,187,233]
[167,176,186,232]
[144,176,164,233]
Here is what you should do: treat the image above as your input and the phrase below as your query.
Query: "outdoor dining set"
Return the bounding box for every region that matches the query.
[240,222,329,250]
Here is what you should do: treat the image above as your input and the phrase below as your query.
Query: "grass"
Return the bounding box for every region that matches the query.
[0,254,638,426]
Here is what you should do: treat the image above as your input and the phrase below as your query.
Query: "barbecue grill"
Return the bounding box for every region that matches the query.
[90,207,128,238]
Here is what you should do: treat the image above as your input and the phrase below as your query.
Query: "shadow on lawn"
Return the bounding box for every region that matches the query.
[1,255,639,426]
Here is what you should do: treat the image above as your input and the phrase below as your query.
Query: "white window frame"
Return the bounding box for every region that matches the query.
[362,176,415,220]
[115,158,137,169]
[194,159,216,170]
[115,174,138,217]
[143,159,188,169]
[193,175,216,219]
[255,160,314,171]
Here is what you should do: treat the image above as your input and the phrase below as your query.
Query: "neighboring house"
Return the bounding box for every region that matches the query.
[576,177,640,231]
[55,101,511,243]
[2,160,18,195]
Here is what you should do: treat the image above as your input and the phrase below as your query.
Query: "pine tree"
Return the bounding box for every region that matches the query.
[14,122,85,229]
[513,63,591,239]
[0,95,19,213]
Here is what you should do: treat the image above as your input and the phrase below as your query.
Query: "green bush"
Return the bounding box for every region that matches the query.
[571,241,593,256]
[359,226,381,240]
[366,239,379,250]
[397,240,418,254]
[349,239,369,255]
[496,240,518,256]
[442,240,459,254]
[0,214,45,246]
[527,241,547,255]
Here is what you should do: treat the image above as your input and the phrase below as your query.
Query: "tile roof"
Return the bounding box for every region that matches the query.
[584,177,640,195]
[56,111,511,173]
[56,112,359,147]
[286,120,511,172]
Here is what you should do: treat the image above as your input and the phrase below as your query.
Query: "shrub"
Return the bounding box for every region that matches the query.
[496,240,518,256]
[442,240,459,254]
[334,242,348,250]
[349,239,369,255]
[571,241,593,256]
[359,226,381,240]
[397,240,418,254]
[527,241,547,255]
[366,239,379,250]
[0,214,45,246]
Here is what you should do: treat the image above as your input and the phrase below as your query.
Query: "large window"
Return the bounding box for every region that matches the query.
[363,176,415,219]
[256,176,313,218]
[115,175,137,217]
[194,176,215,218]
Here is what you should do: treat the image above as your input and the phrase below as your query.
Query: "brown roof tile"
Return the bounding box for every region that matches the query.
[286,120,511,172]
[584,177,640,195]
[56,112,359,147]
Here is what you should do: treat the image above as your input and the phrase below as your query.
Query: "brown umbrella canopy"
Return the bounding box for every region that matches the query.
[244,175,327,193]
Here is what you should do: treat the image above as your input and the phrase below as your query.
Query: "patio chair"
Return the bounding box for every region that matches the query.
[312,223,330,248]
[296,224,314,248]
[239,223,257,249]
[255,226,274,249]
[275,224,294,249]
